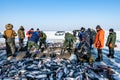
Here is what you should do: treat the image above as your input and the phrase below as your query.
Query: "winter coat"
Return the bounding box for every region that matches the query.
[40,32,47,40]
[3,24,17,39]
[65,33,74,43]
[90,30,96,42]
[78,31,84,41]
[64,33,74,48]
[94,29,105,49]
[106,32,116,48]
[26,30,33,40]
[17,27,25,39]
[82,31,90,47]
[29,32,39,43]
[78,31,90,47]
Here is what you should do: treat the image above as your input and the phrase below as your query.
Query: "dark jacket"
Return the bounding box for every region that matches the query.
[106,32,116,48]
[78,31,84,41]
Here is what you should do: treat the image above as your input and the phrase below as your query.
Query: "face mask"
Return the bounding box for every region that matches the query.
[109,31,113,34]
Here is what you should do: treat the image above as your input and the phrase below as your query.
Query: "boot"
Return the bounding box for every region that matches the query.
[12,54,16,57]
[99,53,103,61]
[110,54,114,58]
[25,51,31,58]
[33,54,37,58]
[95,53,103,62]
[95,57,101,62]
[111,56,114,58]
[107,54,114,58]
[107,54,111,58]
[108,48,114,58]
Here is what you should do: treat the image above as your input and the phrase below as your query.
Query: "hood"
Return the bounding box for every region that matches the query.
[19,26,25,30]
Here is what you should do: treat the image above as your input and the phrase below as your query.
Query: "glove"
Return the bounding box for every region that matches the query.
[35,50,39,54]
[114,44,117,48]
[3,35,7,39]
[109,43,112,48]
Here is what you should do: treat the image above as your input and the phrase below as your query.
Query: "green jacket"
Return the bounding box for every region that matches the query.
[65,33,74,43]
[64,33,74,48]
[40,32,47,40]
[17,26,25,39]
[106,32,116,48]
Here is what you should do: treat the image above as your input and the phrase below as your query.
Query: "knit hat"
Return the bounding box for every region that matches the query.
[37,28,40,31]
[96,25,101,29]
[81,27,85,31]
[30,28,34,30]
[109,28,114,32]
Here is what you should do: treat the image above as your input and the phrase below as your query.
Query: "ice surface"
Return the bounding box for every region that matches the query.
[0,30,120,79]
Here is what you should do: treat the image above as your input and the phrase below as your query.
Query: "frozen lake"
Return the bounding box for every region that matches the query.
[0,30,120,79]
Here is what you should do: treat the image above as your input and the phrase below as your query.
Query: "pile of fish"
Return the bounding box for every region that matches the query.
[0,51,118,80]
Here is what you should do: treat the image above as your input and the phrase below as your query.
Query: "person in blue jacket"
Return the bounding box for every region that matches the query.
[27,29,40,56]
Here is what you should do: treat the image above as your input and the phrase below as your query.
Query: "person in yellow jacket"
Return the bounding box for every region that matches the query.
[3,24,17,60]
[94,25,105,62]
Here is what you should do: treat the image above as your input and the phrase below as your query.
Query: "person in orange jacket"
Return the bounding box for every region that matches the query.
[94,25,105,61]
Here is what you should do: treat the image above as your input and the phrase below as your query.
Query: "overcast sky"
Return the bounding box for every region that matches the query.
[0,0,120,31]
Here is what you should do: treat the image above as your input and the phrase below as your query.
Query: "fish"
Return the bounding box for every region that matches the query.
[35,74,47,79]
[0,49,116,80]
[56,69,64,80]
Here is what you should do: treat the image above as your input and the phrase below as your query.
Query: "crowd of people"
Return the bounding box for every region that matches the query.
[3,23,117,62]
[73,25,116,62]
[3,23,47,60]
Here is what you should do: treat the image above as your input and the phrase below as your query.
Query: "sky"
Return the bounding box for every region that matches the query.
[0,0,120,31]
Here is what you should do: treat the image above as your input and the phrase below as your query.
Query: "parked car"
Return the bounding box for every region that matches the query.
[0,32,3,38]
[55,31,65,36]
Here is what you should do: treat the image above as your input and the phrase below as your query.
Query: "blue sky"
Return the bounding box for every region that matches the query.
[0,0,120,31]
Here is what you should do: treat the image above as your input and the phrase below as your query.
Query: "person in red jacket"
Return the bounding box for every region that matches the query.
[26,28,34,40]
[94,25,105,62]
[25,28,34,48]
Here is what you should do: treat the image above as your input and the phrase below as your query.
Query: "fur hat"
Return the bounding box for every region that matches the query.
[5,24,13,30]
